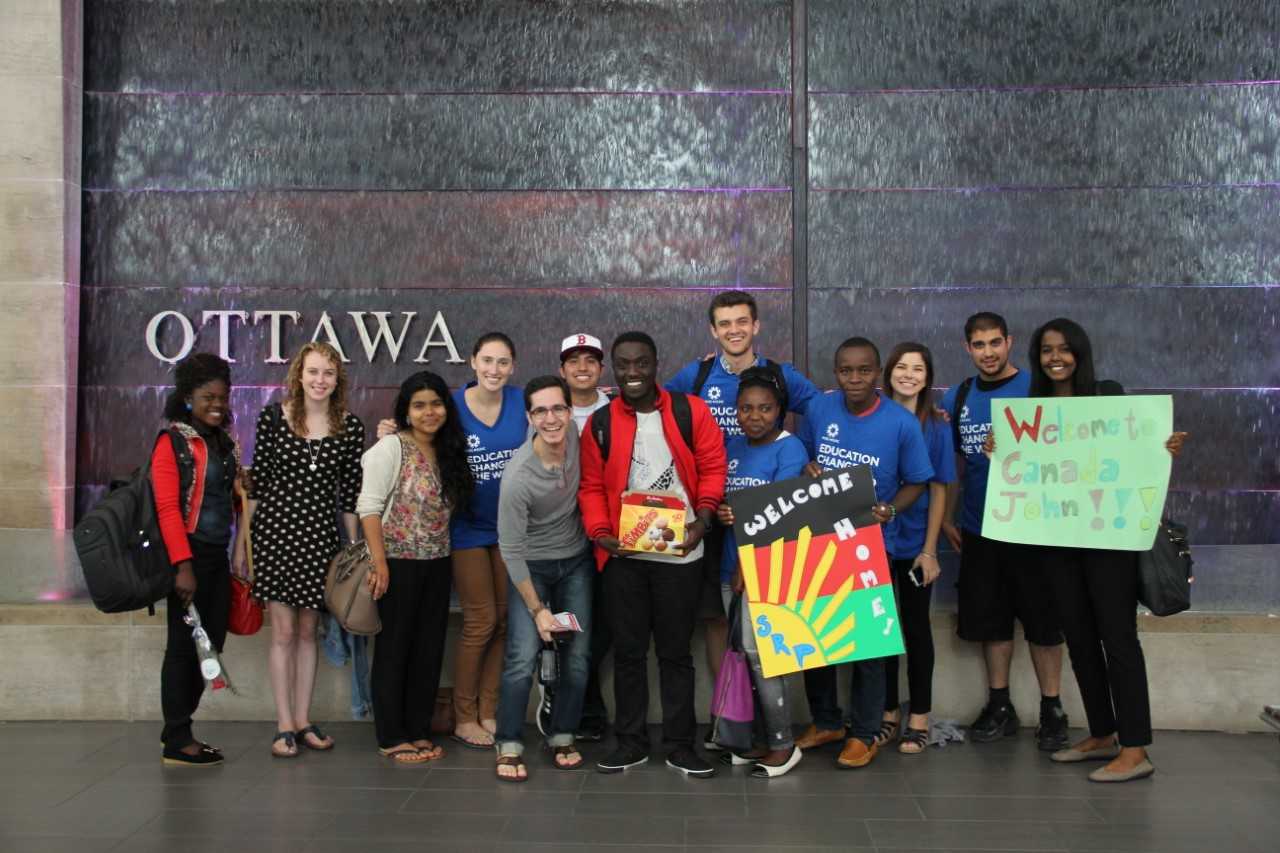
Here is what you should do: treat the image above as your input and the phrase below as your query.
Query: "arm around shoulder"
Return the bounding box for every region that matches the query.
[355,434,402,520]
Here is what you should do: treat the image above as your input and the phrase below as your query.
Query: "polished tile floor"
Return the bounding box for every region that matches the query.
[1,721,1277,852]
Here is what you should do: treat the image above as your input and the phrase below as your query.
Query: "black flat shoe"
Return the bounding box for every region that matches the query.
[162,746,224,767]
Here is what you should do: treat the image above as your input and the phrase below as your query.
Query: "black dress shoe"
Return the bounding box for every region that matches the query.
[970,702,1020,742]
[162,745,224,767]
[666,747,716,778]
[1036,704,1070,752]
[596,744,649,773]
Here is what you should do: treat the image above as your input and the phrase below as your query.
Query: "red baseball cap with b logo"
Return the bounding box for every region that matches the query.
[560,333,604,362]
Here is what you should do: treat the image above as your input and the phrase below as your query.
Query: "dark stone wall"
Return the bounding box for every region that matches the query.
[82,1,1278,608]
[804,0,1279,608]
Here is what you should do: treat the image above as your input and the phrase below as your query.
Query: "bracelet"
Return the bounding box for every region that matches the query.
[530,604,547,618]
[919,551,937,559]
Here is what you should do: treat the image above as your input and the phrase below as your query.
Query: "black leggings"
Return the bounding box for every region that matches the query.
[1042,546,1152,747]
[884,557,935,716]
[160,539,230,748]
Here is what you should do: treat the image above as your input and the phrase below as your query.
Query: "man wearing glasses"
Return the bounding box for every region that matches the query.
[493,376,594,781]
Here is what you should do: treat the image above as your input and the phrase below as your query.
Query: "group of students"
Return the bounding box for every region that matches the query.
[148,291,1185,785]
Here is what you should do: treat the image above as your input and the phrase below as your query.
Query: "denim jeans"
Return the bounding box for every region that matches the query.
[495,548,594,755]
[803,657,886,746]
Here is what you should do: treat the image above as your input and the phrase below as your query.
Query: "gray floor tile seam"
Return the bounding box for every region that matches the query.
[414,767,591,792]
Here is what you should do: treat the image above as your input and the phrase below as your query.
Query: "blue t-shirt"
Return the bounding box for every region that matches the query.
[450,384,528,550]
[796,390,935,559]
[666,355,818,441]
[940,370,1031,535]
[885,416,957,558]
[719,432,810,583]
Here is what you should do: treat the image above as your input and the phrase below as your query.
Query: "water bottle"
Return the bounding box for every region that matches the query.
[186,604,222,681]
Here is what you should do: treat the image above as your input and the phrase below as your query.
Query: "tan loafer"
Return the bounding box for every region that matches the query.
[836,738,878,769]
[1088,759,1155,782]
[1051,743,1121,763]
[795,724,846,750]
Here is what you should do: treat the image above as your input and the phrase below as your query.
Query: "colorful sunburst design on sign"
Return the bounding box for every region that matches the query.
[739,523,903,677]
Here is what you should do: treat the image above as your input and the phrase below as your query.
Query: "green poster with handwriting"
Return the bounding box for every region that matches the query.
[982,395,1173,551]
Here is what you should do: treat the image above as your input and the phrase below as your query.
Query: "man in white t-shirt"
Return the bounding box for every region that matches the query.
[578,331,727,777]
[554,332,615,742]
[559,333,612,434]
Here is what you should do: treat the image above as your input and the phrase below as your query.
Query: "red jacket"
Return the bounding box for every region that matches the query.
[150,426,240,567]
[578,388,727,570]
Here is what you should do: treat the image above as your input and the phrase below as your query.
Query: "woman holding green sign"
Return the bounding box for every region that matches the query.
[988,318,1186,783]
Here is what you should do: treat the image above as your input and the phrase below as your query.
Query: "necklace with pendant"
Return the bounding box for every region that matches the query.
[306,437,322,472]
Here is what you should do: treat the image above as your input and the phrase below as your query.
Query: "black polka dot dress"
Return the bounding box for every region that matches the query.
[248,403,365,610]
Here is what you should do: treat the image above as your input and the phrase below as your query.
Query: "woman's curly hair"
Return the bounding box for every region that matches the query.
[282,342,348,437]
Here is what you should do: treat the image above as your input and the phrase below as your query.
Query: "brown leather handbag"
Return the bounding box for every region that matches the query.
[324,540,381,636]
[324,436,402,636]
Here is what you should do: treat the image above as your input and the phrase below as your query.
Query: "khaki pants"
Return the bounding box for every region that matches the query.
[451,545,508,724]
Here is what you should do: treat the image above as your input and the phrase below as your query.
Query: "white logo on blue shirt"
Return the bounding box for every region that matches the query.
[825,423,840,440]
[960,404,970,421]
[727,458,739,473]
[466,434,481,450]
[706,385,722,401]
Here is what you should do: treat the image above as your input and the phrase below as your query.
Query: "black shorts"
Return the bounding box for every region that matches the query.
[697,524,727,620]
[956,529,1063,646]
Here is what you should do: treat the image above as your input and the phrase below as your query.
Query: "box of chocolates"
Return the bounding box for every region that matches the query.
[617,490,687,556]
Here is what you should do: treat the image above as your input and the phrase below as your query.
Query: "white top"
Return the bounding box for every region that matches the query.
[627,410,701,564]
[572,390,611,434]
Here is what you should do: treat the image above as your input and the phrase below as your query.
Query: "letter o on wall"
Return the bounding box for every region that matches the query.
[145,311,196,364]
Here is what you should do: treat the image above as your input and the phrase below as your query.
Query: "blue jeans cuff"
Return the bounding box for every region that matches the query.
[496,740,524,757]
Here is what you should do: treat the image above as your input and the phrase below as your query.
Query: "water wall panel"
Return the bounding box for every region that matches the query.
[87,0,791,93]
[810,0,1280,91]
[809,86,1280,190]
[83,190,791,289]
[85,93,791,191]
[809,187,1275,290]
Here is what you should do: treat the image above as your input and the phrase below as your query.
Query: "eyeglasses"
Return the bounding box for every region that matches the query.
[530,404,571,421]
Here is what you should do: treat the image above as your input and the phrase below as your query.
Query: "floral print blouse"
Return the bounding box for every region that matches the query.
[381,434,451,561]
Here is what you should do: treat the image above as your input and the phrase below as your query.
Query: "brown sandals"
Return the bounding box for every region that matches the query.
[496,753,528,782]
[553,744,584,770]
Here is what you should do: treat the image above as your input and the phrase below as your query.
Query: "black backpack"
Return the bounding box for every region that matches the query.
[75,431,192,613]
[950,377,975,453]
[589,393,695,461]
